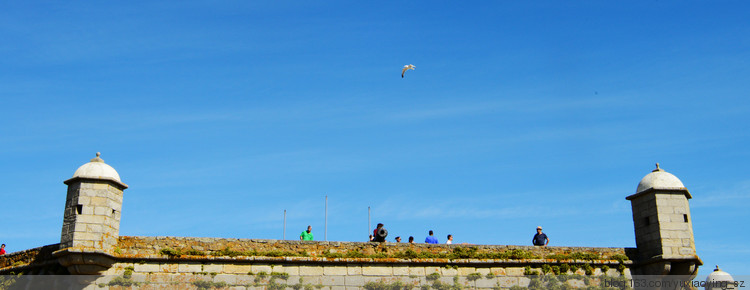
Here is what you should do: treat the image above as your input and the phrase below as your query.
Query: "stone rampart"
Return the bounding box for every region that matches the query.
[0,244,67,275]
[2,237,637,289]
[115,236,633,265]
[0,237,636,288]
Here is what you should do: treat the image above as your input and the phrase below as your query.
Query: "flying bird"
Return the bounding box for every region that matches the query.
[401,64,415,78]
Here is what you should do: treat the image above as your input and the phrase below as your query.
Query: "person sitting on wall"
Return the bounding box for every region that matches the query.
[372,223,387,242]
[408,236,415,243]
[300,225,314,241]
[425,230,438,244]
[532,226,549,246]
[395,236,401,243]
[446,234,453,244]
[0,244,5,255]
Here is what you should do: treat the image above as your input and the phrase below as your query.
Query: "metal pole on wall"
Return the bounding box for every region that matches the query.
[368,206,371,241]
[325,195,328,241]
[283,209,286,240]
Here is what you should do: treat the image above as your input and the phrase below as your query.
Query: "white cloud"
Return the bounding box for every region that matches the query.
[691,180,750,208]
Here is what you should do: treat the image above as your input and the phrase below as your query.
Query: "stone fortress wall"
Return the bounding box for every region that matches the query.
[2,237,634,289]
[0,155,702,289]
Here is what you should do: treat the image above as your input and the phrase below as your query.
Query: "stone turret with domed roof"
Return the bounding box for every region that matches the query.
[70,152,124,184]
[60,152,128,251]
[627,163,702,277]
[705,266,736,290]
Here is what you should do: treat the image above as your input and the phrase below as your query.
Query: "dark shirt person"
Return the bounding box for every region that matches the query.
[533,226,549,246]
[372,223,386,242]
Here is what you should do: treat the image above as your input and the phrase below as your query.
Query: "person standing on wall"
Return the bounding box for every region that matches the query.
[532,226,549,246]
[300,225,314,241]
[425,230,438,244]
[446,234,453,244]
[372,223,387,242]
[0,244,5,255]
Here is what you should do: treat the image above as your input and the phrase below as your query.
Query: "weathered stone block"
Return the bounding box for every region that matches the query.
[344,275,365,287]
[518,277,531,287]
[279,265,299,275]
[91,183,110,190]
[173,273,202,283]
[662,222,688,230]
[458,267,477,276]
[676,231,693,239]
[86,224,103,233]
[441,267,458,276]
[401,276,423,285]
[424,266,441,275]
[251,264,273,274]
[75,215,106,224]
[662,238,679,246]
[679,247,695,255]
[393,266,409,276]
[90,196,109,206]
[159,263,179,273]
[362,265,392,276]
[299,275,322,285]
[476,277,499,288]
[407,266,425,276]
[94,206,111,216]
[134,263,159,273]
[323,265,348,276]
[299,266,324,276]
[320,275,346,286]
[476,268,490,275]
[505,267,524,276]
[178,263,202,273]
[130,273,149,283]
[203,263,223,273]
[347,265,362,275]
[78,196,91,205]
[490,267,506,275]
[453,276,468,286]
[71,240,94,248]
[213,274,240,285]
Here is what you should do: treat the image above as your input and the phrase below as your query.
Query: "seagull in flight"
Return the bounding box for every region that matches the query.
[401,64,415,78]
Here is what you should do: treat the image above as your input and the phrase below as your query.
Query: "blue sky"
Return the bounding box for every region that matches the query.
[1,1,748,277]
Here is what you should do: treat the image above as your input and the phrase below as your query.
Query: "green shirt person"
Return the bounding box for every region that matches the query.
[300,225,314,241]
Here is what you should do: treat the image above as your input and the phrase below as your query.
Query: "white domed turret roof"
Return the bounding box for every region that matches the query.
[636,163,685,194]
[705,265,735,290]
[72,152,122,182]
